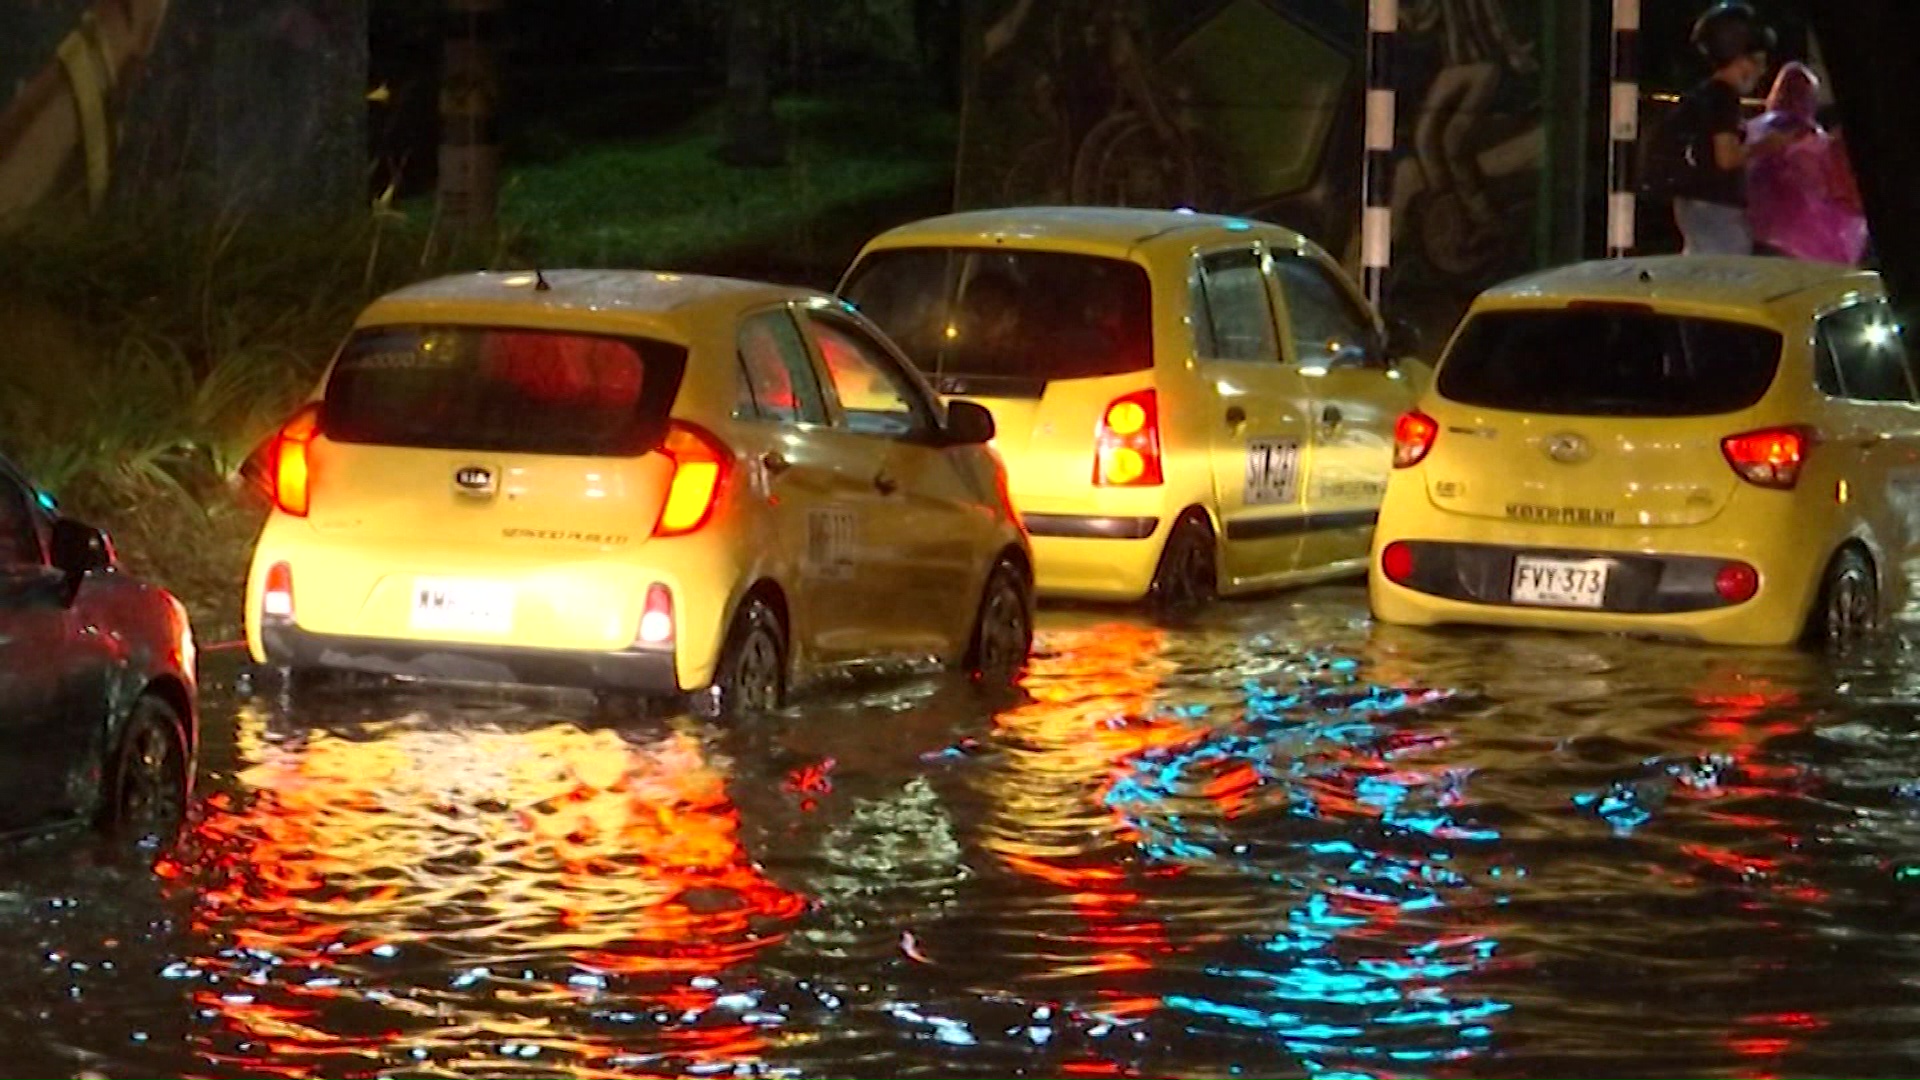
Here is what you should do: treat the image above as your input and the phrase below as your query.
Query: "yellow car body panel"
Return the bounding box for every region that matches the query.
[1370,255,1918,646]
[842,207,1422,603]
[245,270,1028,696]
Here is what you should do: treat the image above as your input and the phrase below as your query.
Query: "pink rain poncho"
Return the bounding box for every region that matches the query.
[1746,62,1870,266]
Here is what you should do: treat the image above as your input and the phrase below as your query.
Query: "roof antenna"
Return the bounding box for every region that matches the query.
[533,268,552,292]
[1637,268,1653,284]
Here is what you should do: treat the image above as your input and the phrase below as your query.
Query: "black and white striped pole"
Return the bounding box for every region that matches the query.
[1607,0,1640,257]
[1360,0,1396,309]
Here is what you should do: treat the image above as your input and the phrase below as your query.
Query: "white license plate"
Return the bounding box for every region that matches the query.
[1510,557,1610,609]
[410,577,516,633]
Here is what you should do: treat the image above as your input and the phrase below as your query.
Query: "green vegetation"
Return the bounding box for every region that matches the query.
[0,92,954,641]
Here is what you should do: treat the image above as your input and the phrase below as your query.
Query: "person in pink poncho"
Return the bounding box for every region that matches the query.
[1745,61,1871,265]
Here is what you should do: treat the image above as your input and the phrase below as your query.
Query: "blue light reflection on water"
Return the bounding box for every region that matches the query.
[1100,667,1512,1076]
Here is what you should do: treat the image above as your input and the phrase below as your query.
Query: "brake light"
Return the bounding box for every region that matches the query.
[637,583,674,645]
[1393,411,1439,468]
[263,562,294,621]
[1095,389,1164,486]
[270,404,321,517]
[654,421,731,537]
[1715,562,1760,604]
[1721,426,1811,489]
[1380,541,1415,584]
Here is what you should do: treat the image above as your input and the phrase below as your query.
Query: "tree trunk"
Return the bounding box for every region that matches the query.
[718,0,784,168]
[436,0,500,239]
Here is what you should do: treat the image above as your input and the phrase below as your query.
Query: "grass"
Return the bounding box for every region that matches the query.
[1,90,956,643]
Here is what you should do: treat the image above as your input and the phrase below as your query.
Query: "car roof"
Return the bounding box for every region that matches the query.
[356,270,825,337]
[1480,255,1880,311]
[859,205,1307,256]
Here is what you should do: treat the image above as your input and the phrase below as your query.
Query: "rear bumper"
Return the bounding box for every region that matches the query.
[261,621,680,694]
[1027,520,1166,601]
[1368,539,1818,646]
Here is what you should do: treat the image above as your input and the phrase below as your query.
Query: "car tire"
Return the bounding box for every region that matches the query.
[97,695,190,850]
[964,558,1032,684]
[1149,513,1217,614]
[1808,546,1880,647]
[701,597,787,718]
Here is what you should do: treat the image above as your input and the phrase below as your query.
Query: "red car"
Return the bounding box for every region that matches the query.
[0,455,197,849]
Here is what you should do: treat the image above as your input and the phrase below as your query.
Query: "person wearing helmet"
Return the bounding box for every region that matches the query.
[1670,2,1787,255]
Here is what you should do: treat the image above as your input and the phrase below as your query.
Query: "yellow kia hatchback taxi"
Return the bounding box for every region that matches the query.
[841,207,1424,609]
[245,270,1033,713]
[1371,255,1918,647]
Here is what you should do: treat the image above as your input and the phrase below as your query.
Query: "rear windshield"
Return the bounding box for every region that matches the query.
[323,325,688,455]
[1436,307,1783,417]
[842,247,1153,384]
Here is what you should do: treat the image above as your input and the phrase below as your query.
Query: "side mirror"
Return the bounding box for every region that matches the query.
[1385,316,1423,361]
[50,518,114,578]
[944,399,996,446]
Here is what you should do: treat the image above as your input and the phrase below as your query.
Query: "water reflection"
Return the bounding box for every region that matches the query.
[161,699,806,1077]
[7,588,1920,1076]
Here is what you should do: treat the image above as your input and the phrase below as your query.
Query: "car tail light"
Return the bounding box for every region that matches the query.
[1393,411,1439,469]
[270,404,322,517]
[1380,541,1415,584]
[1095,389,1164,487]
[1722,426,1811,490]
[637,583,674,646]
[1715,561,1760,604]
[263,562,295,621]
[654,421,732,537]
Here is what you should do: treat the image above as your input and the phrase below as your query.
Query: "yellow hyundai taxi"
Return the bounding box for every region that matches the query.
[841,207,1424,609]
[1371,255,1917,647]
[244,270,1033,714]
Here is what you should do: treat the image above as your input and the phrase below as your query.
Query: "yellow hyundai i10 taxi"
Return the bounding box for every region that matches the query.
[244,270,1033,713]
[841,207,1424,609]
[1371,255,1917,647]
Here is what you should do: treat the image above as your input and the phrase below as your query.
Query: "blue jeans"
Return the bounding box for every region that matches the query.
[1674,198,1753,256]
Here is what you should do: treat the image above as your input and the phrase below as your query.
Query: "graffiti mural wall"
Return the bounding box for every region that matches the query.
[0,0,366,230]
[959,0,1552,339]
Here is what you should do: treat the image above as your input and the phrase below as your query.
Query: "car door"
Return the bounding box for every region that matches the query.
[1816,298,1920,586]
[1271,248,1412,572]
[799,307,983,660]
[1193,243,1315,590]
[731,305,860,668]
[0,468,74,832]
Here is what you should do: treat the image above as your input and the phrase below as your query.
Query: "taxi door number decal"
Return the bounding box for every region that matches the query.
[806,508,856,579]
[1245,439,1300,506]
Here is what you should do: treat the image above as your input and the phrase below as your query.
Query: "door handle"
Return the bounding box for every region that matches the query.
[1225,405,1247,426]
[761,450,792,476]
[874,471,899,495]
[1320,405,1344,429]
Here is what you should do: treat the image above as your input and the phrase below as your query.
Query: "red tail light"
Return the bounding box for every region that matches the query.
[1380,541,1415,584]
[637,583,675,646]
[270,404,322,517]
[1393,411,1438,469]
[654,421,731,537]
[263,561,295,621]
[1095,389,1164,487]
[1715,561,1760,604]
[1721,426,1811,489]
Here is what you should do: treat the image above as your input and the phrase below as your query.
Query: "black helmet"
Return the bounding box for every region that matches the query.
[1692,2,1777,67]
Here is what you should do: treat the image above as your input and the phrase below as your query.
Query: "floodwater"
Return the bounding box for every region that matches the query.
[6,585,1920,1079]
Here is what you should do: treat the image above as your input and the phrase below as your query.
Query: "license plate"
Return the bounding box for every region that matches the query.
[410,577,516,633]
[1510,557,1610,609]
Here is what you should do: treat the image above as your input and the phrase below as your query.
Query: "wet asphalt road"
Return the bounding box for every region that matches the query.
[6,584,1920,1078]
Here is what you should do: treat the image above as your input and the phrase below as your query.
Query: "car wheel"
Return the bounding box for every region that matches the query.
[1150,513,1217,614]
[704,597,787,718]
[965,558,1032,684]
[98,695,190,850]
[1810,546,1879,647]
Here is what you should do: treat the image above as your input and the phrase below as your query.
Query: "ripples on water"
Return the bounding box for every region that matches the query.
[5,586,1920,1078]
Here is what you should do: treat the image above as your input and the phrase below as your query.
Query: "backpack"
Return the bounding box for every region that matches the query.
[1640,91,1711,198]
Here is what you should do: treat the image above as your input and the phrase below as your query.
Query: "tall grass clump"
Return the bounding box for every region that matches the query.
[0,207,445,638]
